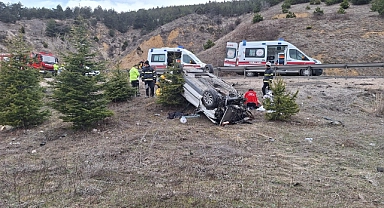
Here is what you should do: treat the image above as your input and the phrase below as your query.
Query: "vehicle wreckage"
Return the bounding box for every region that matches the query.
[181,67,253,125]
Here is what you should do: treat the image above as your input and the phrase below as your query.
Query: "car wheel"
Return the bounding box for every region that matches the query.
[300,68,312,76]
[245,72,255,77]
[202,89,218,110]
[205,64,214,73]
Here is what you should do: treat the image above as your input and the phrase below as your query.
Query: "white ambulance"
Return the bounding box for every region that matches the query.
[224,39,322,76]
[147,47,214,73]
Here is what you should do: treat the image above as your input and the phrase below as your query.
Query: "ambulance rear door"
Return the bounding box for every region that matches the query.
[148,48,167,70]
[224,42,238,66]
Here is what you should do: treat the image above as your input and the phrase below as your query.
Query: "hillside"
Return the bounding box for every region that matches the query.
[1,3,383,71]
[1,2,384,207]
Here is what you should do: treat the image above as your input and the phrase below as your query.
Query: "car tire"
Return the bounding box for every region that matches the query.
[205,64,214,73]
[300,68,312,76]
[202,89,219,110]
[245,72,255,77]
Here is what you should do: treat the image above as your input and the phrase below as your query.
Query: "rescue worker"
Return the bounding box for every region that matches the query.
[53,62,59,76]
[58,63,65,75]
[244,89,261,110]
[138,60,145,69]
[262,62,273,96]
[140,60,157,97]
[129,64,141,97]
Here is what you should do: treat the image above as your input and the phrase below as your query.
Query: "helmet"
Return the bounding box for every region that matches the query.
[265,62,271,67]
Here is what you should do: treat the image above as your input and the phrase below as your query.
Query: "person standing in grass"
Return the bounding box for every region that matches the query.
[129,64,141,97]
[140,60,157,98]
[262,62,273,96]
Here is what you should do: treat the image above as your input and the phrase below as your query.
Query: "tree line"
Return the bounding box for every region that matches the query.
[1,0,381,35]
[0,0,280,33]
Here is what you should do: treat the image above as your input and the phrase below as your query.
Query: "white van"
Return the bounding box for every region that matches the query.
[147,47,213,72]
[224,40,322,76]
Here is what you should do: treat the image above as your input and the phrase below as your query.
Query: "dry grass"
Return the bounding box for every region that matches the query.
[1,76,384,207]
[373,93,384,116]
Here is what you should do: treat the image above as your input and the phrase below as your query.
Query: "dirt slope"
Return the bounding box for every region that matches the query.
[198,3,384,68]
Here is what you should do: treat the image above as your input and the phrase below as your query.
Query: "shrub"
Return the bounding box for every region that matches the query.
[310,0,322,4]
[314,7,324,16]
[42,42,48,48]
[326,0,343,5]
[252,13,264,23]
[340,0,350,9]
[156,65,187,107]
[235,18,241,26]
[371,0,384,15]
[109,29,115,37]
[122,40,128,51]
[306,5,311,10]
[350,0,370,5]
[337,7,346,14]
[286,11,297,18]
[0,35,50,128]
[263,76,299,121]
[203,39,215,50]
[282,1,291,11]
[105,69,136,102]
[50,18,113,130]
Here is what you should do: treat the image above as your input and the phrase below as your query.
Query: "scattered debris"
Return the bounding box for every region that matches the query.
[180,116,187,124]
[323,117,344,127]
[305,138,313,142]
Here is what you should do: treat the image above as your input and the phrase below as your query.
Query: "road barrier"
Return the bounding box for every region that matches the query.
[215,62,384,77]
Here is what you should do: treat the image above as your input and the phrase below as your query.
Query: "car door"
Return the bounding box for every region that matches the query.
[286,48,315,65]
[224,42,238,66]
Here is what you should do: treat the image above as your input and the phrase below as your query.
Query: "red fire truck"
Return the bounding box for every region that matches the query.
[29,52,58,72]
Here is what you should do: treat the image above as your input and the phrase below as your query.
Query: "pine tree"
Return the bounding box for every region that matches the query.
[50,17,113,129]
[156,65,187,107]
[0,35,50,128]
[105,68,136,102]
[263,76,299,121]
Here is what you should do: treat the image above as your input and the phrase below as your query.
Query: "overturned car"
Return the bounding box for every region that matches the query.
[182,67,253,125]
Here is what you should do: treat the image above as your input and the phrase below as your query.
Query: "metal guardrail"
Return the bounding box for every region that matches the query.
[215,62,384,76]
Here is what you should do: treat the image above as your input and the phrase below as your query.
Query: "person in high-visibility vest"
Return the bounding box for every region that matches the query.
[53,63,59,76]
[129,64,141,97]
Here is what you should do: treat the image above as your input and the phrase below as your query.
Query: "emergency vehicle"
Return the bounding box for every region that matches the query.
[147,47,214,73]
[0,53,11,62]
[224,39,323,76]
[29,51,58,72]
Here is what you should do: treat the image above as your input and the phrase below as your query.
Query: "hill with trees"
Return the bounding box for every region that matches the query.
[0,0,384,71]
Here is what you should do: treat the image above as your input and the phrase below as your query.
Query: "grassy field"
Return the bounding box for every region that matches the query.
[1,76,384,207]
